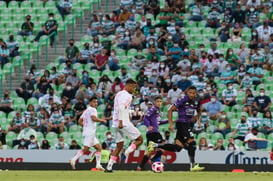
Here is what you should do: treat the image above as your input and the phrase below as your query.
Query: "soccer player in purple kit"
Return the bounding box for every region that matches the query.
[148,86,205,171]
[137,96,168,171]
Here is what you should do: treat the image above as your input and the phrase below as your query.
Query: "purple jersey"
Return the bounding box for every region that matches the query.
[143,106,161,134]
[174,95,200,123]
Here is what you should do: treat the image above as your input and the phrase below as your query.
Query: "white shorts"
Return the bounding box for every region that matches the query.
[83,135,99,147]
[114,122,141,143]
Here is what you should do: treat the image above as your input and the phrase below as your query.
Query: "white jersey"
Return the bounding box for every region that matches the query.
[81,107,97,136]
[113,90,132,128]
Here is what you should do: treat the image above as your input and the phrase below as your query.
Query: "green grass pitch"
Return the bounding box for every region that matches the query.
[0,171,273,181]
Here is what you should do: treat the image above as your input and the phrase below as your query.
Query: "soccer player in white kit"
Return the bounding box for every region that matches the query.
[69,97,107,170]
[105,79,143,172]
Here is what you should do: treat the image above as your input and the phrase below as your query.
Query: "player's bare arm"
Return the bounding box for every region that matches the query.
[78,118,83,126]
[168,105,177,132]
[91,115,107,124]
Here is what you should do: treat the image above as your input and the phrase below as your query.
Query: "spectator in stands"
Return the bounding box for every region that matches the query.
[108,49,120,71]
[198,137,208,151]
[57,0,72,21]
[156,7,172,28]
[59,39,80,64]
[226,137,239,151]
[61,82,76,102]
[146,0,160,17]
[38,88,61,106]
[27,135,40,150]
[205,94,222,121]
[257,19,273,48]
[221,82,237,108]
[118,7,132,23]
[213,138,225,151]
[236,43,250,64]
[78,42,92,64]
[16,75,34,104]
[215,112,231,138]
[236,64,246,84]
[111,77,124,94]
[0,42,9,69]
[12,122,37,148]
[217,21,230,42]
[74,83,89,104]
[87,82,103,103]
[102,131,116,150]
[8,111,24,133]
[63,102,77,130]
[231,23,242,43]
[245,6,260,29]
[6,34,19,57]
[231,4,245,25]
[247,108,262,129]
[54,136,69,150]
[125,14,137,32]
[37,107,50,136]
[246,0,262,10]
[48,107,65,134]
[66,69,81,90]
[41,139,51,150]
[247,59,264,90]
[166,82,182,104]
[33,13,58,47]
[129,27,145,49]
[130,104,144,127]
[18,15,34,36]
[0,90,13,115]
[32,76,52,99]
[26,64,40,84]
[87,14,101,37]
[189,0,203,21]
[206,7,221,29]
[244,127,267,151]
[101,14,115,35]
[263,49,273,71]
[102,104,113,128]
[207,42,220,56]
[226,48,241,70]
[242,88,255,115]
[232,115,250,141]
[69,140,81,150]
[261,110,273,135]
[119,67,131,84]
[91,48,108,75]
[220,64,235,85]
[98,75,112,99]
[74,98,86,120]
[202,54,219,76]
[253,88,271,114]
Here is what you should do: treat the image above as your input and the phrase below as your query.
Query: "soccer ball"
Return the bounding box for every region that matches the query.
[151,162,164,173]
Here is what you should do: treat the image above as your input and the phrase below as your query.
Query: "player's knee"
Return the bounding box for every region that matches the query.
[175,144,183,152]
[188,141,196,151]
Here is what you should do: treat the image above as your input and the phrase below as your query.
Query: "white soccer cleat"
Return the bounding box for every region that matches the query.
[69,160,76,170]
[96,165,105,171]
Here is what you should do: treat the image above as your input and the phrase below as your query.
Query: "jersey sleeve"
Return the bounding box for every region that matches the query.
[143,107,155,127]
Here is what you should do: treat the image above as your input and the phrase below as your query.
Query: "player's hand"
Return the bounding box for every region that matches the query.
[168,124,174,132]
[148,126,153,131]
[101,119,107,124]
[118,120,123,129]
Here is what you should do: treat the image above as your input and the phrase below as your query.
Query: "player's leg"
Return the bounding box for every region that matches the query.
[105,128,124,172]
[149,123,184,152]
[138,134,153,170]
[93,142,105,171]
[124,123,143,157]
[182,123,204,171]
[70,145,90,170]
[149,133,165,163]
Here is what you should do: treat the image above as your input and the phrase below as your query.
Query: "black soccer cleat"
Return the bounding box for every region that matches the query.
[104,168,113,173]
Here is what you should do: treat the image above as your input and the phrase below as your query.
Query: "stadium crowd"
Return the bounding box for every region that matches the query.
[0,0,273,153]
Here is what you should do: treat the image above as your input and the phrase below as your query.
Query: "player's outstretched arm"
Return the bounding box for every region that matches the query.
[91,116,107,124]
[168,105,177,132]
